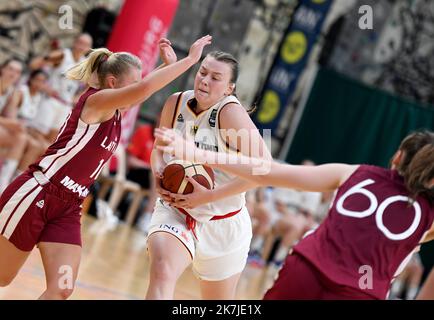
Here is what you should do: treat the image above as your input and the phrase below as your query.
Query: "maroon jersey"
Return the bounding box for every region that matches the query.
[29,87,121,199]
[293,165,434,299]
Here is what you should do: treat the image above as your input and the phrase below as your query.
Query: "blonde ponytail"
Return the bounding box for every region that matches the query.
[66,48,112,85]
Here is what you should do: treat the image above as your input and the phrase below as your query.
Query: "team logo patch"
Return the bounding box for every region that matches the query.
[190,125,199,136]
[36,200,44,208]
[209,109,217,127]
[159,224,180,234]
[177,113,184,123]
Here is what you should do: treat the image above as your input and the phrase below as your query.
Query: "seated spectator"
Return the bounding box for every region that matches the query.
[0,58,27,192]
[417,267,434,300]
[29,33,93,141]
[16,69,52,164]
[314,190,335,224]
[1,60,50,193]
[246,187,276,267]
[0,58,22,116]
[267,160,322,268]
[389,253,424,300]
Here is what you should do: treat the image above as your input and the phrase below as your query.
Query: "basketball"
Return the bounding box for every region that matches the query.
[161,160,215,194]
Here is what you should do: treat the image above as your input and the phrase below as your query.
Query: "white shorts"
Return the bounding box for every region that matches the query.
[147,200,253,281]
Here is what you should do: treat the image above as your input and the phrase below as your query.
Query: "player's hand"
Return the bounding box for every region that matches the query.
[188,35,212,63]
[154,169,173,203]
[166,177,212,209]
[159,38,177,65]
[155,128,199,162]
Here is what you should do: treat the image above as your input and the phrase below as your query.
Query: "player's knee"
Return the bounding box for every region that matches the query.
[150,258,177,284]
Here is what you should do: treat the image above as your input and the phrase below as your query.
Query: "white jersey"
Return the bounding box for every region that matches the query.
[300,191,322,215]
[169,90,246,220]
[18,85,43,124]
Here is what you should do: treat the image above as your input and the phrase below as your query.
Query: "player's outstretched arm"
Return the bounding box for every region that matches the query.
[80,36,211,112]
[155,128,358,192]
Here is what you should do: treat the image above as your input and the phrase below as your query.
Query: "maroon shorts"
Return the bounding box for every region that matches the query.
[263,253,377,300]
[0,170,82,251]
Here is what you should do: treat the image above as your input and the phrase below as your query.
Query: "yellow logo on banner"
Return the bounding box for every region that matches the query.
[258,90,280,124]
[281,31,307,64]
[312,0,326,3]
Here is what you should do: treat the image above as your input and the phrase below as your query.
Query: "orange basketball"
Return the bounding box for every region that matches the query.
[161,160,214,194]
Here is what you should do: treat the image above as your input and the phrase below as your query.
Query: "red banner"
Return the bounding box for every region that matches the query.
[107,0,179,146]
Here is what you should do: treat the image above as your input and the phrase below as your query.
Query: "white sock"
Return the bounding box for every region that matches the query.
[0,159,18,192]
[250,236,264,253]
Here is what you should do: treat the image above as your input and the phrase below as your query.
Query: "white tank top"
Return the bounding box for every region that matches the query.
[169,90,246,221]
[0,86,13,114]
[18,85,43,123]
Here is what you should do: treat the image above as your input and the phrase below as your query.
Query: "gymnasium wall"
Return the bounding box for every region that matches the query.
[326,0,434,106]
[286,68,434,167]
[284,0,434,165]
[0,1,123,64]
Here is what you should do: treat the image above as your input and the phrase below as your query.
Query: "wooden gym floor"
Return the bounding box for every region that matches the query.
[0,215,274,300]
